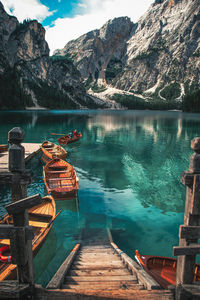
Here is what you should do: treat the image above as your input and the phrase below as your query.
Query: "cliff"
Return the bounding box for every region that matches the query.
[55,0,200,109]
[0,1,98,110]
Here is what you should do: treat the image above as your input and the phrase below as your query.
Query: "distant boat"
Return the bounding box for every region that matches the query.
[43,158,79,199]
[0,145,8,153]
[58,132,82,145]
[0,195,56,281]
[41,141,67,160]
[135,250,200,288]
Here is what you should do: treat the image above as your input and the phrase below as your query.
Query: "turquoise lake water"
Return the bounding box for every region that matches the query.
[0,109,200,286]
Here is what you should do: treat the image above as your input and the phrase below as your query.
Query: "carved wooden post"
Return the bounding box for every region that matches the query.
[8,127,27,202]
[173,137,200,297]
[6,194,42,285]
[7,127,36,285]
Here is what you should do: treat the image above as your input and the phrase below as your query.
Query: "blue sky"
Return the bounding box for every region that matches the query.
[2,0,154,54]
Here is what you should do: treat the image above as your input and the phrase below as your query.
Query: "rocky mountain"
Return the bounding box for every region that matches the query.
[0,1,99,110]
[55,0,200,109]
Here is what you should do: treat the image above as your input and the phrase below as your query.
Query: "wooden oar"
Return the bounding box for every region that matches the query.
[51,133,66,135]
[32,210,62,245]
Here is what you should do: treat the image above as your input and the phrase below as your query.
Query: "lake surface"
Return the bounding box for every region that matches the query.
[0,109,200,286]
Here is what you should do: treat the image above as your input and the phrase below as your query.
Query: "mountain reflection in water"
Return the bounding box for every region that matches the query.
[0,110,200,286]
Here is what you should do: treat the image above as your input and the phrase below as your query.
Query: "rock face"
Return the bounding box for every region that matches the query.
[55,0,200,101]
[0,1,95,109]
[54,17,134,85]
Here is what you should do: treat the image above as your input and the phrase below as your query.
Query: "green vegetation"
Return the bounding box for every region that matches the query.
[26,80,78,109]
[105,58,122,82]
[14,19,33,34]
[182,89,200,112]
[50,54,74,63]
[0,67,32,110]
[111,93,180,110]
[160,82,181,100]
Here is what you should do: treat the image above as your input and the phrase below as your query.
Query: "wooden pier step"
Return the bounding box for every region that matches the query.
[47,228,174,299]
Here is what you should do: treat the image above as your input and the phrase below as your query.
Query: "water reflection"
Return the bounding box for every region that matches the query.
[1,110,200,285]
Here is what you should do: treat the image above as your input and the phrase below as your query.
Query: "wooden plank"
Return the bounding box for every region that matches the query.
[0,281,30,298]
[173,244,200,256]
[47,243,81,289]
[68,269,130,276]
[45,289,174,300]
[110,242,160,290]
[0,239,10,245]
[62,281,142,290]
[179,225,200,239]
[0,224,14,238]
[191,175,200,215]
[74,257,121,263]
[29,220,48,228]
[65,275,137,282]
[6,194,42,215]
[71,262,124,270]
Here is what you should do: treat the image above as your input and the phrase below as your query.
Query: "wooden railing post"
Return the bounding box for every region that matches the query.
[173,137,200,297]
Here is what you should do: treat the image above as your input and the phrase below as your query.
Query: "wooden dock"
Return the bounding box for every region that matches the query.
[0,143,41,172]
[45,228,174,299]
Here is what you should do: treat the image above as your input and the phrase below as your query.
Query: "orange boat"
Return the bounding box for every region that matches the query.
[0,145,8,153]
[58,132,82,145]
[135,250,200,288]
[43,158,79,198]
[41,141,67,160]
[0,195,56,281]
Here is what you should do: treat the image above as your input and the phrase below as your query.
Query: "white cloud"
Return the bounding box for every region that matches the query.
[46,0,154,55]
[1,0,54,23]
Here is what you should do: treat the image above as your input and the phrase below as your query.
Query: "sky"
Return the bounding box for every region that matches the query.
[1,0,154,55]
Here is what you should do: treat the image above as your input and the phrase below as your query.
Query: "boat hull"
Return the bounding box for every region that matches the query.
[41,141,67,160]
[43,158,79,200]
[135,250,200,288]
[0,196,56,281]
[58,133,82,145]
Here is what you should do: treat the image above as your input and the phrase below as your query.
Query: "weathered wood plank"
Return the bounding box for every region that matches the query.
[0,281,30,298]
[173,244,200,256]
[71,262,124,270]
[65,275,137,282]
[191,175,200,215]
[68,269,130,276]
[45,289,174,300]
[47,243,81,289]
[6,194,42,215]
[62,281,142,290]
[179,225,200,239]
[110,242,160,290]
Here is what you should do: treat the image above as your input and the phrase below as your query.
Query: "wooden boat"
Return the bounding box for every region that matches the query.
[0,145,8,153]
[57,132,82,145]
[135,250,200,288]
[41,141,67,160]
[0,195,56,281]
[43,158,79,198]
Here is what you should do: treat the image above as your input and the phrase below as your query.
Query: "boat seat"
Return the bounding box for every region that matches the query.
[29,220,48,228]
[0,239,10,245]
[48,177,74,181]
[48,171,67,173]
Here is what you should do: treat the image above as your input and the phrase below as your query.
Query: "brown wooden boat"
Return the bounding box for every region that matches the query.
[43,158,79,198]
[57,132,82,145]
[0,145,8,153]
[0,195,56,281]
[41,141,67,160]
[135,250,200,288]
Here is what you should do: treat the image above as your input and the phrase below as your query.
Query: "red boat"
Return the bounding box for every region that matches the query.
[135,250,200,288]
[43,158,79,199]
[0,145,8,153]
[57,132,82,145]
